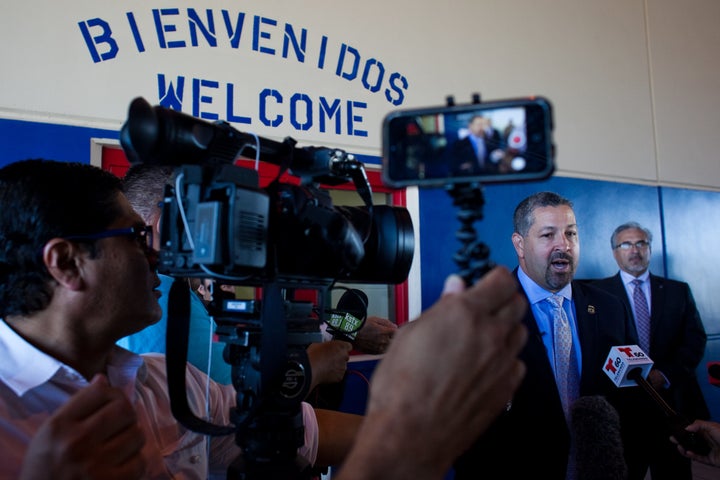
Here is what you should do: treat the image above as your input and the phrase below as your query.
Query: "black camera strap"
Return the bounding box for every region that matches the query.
[166,277,234,435]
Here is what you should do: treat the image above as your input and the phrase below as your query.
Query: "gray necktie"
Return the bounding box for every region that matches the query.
[632,279,651,352]
[547,295,579,415]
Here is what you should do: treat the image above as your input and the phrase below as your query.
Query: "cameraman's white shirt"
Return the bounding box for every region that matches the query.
[0,319,318,479]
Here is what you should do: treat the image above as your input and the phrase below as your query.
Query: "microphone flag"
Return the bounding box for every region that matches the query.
[602,345,653,387]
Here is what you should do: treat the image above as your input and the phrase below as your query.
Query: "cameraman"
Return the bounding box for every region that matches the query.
[118,163,357,392]
[119,164,394,390]
[116,164,232,383]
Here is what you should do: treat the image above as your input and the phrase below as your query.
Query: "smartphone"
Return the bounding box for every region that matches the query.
[382,96,555,187]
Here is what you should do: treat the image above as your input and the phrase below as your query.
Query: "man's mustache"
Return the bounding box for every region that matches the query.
[550,252,574,263]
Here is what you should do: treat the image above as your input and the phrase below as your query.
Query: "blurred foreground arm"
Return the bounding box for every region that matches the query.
[672,419,720,468]
[335,266,528,480]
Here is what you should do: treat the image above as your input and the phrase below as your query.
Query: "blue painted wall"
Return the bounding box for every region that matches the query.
[0,118,117,167]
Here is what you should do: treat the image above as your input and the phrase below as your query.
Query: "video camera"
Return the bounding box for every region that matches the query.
[120,97,414,479]
[121,97,413,285]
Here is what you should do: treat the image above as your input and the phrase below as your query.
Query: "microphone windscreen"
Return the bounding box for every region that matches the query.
[570,396,627,480]
[336,289,368,320]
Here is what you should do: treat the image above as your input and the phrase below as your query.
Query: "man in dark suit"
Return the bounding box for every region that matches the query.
[448,115,501,175]
[592,221,709,480]
[454,191,638,480]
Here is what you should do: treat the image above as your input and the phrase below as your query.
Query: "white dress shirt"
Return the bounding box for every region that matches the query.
[0,319,318,479]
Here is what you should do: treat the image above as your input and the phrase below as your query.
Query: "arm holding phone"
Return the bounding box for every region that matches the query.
[336,267,528,480]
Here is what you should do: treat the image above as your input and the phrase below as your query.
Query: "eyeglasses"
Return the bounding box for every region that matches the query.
[614,240,650,250]
[65,225,154,252]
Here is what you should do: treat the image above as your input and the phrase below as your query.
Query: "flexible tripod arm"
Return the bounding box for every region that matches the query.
[446,182,495,285]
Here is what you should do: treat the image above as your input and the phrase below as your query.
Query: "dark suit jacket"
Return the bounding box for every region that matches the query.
[448,136,499,175]
[454,270,638,479]
[591,273,709,421]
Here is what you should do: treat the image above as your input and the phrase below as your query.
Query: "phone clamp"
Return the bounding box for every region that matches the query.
[446,181,495,285]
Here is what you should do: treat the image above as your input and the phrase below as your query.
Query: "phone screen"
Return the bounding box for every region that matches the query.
[382,97,555,187]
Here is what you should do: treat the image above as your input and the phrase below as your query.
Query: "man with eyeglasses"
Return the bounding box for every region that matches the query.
[0,159,363,478]
[592,221,709,480]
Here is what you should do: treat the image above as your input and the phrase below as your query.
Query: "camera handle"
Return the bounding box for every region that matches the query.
[165,278,315,480]
[446,182,495,285]
[444,93,495,285]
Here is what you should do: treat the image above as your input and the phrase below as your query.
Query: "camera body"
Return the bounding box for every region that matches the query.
[157,164,414,289]
[121,97,414,290]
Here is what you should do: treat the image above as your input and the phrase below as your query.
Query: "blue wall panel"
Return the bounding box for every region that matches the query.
[661,187,720,419]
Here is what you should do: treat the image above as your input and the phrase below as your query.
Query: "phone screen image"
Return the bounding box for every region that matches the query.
[382,98,555,187]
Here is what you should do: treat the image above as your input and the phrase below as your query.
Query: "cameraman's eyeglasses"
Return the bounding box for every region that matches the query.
[65,225,154,252]
[614,240,650,250]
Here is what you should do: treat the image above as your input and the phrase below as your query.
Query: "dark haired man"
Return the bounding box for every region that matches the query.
[0,159,358,478]
[118,162,393,401]
[449,115,502,175]
[454,191,639,480]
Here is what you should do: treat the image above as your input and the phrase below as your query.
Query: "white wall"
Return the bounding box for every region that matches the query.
[1,0,718,189]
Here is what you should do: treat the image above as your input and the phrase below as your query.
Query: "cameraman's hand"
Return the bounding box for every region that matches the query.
[20,374,146,480]
[353,316,397,354]
[307,340,352,391]
[336,266,528,480]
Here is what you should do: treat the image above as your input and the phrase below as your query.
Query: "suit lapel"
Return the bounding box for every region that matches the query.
[649,274,664,339]
[572,282,597,393]
[513,269,556,384]
[610,273,631,311]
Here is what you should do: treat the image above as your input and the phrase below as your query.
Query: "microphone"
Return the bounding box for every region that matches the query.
[326,289,368,341]
[602,345,711,456]
[707,361,720,387]
[570,396,627,480]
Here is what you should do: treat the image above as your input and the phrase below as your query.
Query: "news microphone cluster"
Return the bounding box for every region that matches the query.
[326,312,362,340]
[603,345,711,456]
[326,288,368,341]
